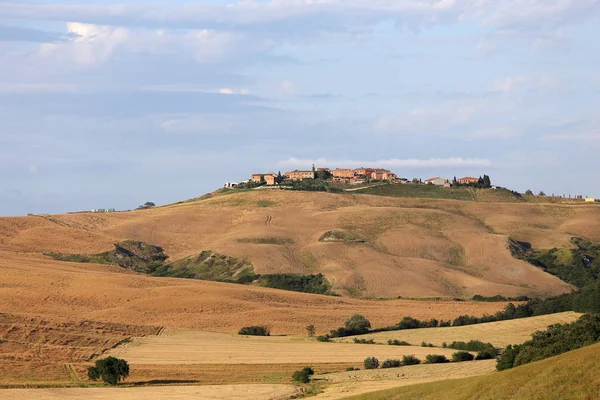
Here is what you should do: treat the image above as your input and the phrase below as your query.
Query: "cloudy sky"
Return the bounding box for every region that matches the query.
[1,0,599,215]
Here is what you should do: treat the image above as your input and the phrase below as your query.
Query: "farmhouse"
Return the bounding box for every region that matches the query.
[459,177,479,185]
[288,170,315,181]
[425,177,447,186]
[585,198,598,203]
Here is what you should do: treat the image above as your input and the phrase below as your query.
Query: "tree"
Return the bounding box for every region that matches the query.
[483,174,491,188]
[344,314,371,334]
[525,189,534,196]
[306,324,316,337]
[539,191,546,196]
[452,176,458,186]
[452,351,475,362]
[402,355,421,365]
[277,171,283,184]
[87,357,130,385]
[424,354,449,364]
[363,357,379,369]
[238,326,270,336]
[381,359,402,369]
[292,366,314,383]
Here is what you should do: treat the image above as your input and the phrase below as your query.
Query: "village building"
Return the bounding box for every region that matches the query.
[287,170,315,181]
[458,177,479,185]
[264,173,278,185]
[333,168,355,179]
[425,177,447,186]
[251,174,263,183]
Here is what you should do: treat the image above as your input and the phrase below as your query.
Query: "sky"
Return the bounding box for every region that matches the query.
[1,0,599,215]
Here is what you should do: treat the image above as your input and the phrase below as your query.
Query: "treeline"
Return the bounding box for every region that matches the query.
[497,314,600,371]
[256,273,335,295]
[281,178,343,193]
[472,294,530,302]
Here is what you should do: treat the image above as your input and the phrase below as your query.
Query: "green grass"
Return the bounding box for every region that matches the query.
[157,250,256,283]
[340,342,600,400]
[357,184,475,201]
[237,237,294,245]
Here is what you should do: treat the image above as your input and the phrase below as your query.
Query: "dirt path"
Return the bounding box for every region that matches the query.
[2,384,299,400]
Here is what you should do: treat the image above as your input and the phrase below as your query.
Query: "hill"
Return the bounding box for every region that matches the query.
[341,340,600,400]
[3,190,599,299]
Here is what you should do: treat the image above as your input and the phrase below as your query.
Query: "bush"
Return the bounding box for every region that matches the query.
[439,320,452,327]
[452,351,475,362]
[398,317,422,330]
[476,347,497,360]
[388,339,411,346]
[317,335,331,342]
[345,315,372,334]
[353,338,376,344]
[402,355,421,365]
[346,366,360,371]
[238,326,270,336]
[421,341,434,347]
[447,340,494,352]
[381,359,402,369]
[424,354,449,364]
[292,366,314,384]
[87,357,130,385]
[363,357,380,369]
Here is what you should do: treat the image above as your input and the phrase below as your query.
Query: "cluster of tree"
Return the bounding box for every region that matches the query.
[353,338,376,344]
[281,178,343,193]
[523,239,600,289]
[136,202,156,210]
[388,339,411,346]
[444,340,494,352]
[87,357,129,385]
[323,314,372,339]
[363,355,421,370]
[291,366,314,384]
[524,189,547,196]
[256,273,334,295]
[238,326,270,336]
[497,314,600,371]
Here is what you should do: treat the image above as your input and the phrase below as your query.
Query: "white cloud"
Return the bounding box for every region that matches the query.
[37,22,130,66]
[492,75,559,93]
[277,157,492,169]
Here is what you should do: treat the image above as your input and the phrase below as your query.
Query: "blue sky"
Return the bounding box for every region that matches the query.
[1,0,599,215]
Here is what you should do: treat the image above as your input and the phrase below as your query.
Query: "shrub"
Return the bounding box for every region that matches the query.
[452,351,475,362]
[439,320,452,327]
[238,326,270,336]
[447,340,494,352]
[353,338,376,344]
[87,357,130,385]
[292,366,314,384]
[421,341,435,347]
[363,357,380,369]
[345,315,372,334]
[346,366,360,371]
[398,317,421,330]
[402,355,421,365]
[317,335,331,342]
[381,359,402,369]
[388,339,411,346]
[476,347,497,360]
[424,354,449,364]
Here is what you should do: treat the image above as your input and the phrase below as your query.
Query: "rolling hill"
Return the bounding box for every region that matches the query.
[3,190,598,299]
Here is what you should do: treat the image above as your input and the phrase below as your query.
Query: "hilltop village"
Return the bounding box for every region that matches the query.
[224,166,493,189]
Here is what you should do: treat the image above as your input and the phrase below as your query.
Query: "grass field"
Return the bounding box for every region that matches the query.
[3,384,299,400]
[336,312,582,348]
[339,341,600,400]
[106,328,459,365]
[356,184,477,201]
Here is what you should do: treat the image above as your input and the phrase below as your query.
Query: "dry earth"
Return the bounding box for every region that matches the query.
[2,384,299,400]
[107,328,459,365]
[336,312,582,347]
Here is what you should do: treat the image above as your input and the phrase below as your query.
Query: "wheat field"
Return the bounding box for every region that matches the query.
[336,312,582,348]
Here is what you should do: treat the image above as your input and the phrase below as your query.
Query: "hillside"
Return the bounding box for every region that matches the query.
[3,190,598,299]
[341,341,600,400]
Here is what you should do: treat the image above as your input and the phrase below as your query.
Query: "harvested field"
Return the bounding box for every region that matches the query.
[2,384,299,400]
[0,313,159,385]
[314,360,495,399]
[336,312,582,348]
[107,328,459,365]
